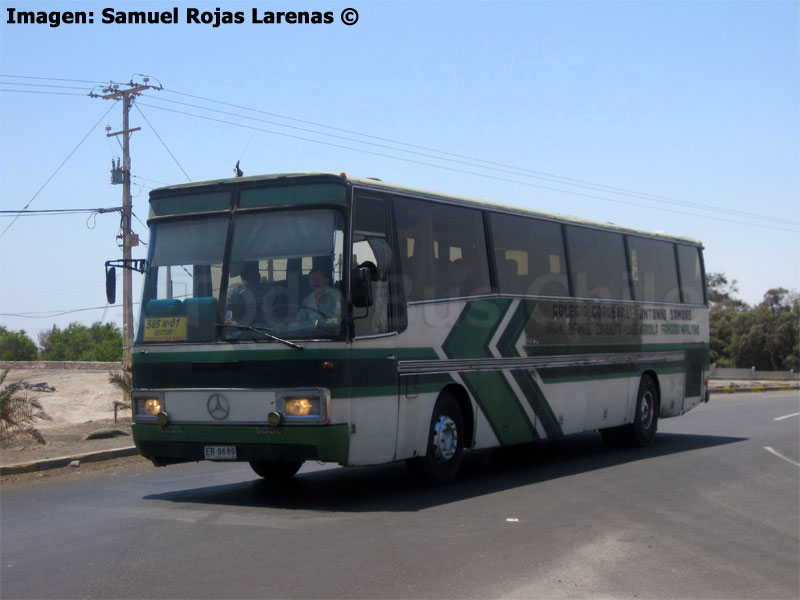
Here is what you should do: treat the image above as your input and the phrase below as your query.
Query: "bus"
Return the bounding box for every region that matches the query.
[122,172,709,484]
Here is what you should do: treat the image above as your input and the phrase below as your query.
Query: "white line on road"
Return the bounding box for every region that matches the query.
[764,446,800,468]
[774,412,800,421]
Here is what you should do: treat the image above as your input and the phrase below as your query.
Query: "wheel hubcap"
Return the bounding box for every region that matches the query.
[432,415,458,462]
[640,391,654,429]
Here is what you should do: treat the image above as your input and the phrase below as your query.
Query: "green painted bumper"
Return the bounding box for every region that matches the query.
[132,423,350,466]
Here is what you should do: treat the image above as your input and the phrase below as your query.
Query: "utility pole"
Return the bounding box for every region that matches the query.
[94,78,159,365]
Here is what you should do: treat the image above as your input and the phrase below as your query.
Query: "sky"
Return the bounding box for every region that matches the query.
[1,0,798,343]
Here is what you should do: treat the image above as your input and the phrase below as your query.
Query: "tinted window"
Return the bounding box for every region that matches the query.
[353,196,385,235]
[395,198,491,301]
[140,217,229,343]
[490,213,568,297]
[223,210,346,340]
[627,236,680,302]
[566,226,630,300]
[676,245,705,304]
[352,194,394,336]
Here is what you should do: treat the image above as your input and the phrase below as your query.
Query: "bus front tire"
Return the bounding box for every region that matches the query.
[249,459,303,480]
[407,393,465,485]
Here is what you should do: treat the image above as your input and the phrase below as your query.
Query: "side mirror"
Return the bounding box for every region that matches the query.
[351,266,374,308]
[105,266,116,304]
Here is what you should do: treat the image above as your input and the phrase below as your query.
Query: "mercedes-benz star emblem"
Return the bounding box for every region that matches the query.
[207,393,230,420]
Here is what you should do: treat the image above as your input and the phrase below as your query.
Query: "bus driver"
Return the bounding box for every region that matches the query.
[297,267,342,325]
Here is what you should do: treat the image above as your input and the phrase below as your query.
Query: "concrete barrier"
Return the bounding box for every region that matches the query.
[0,447,138,476]
[710,366,798,380]
[0,361,122,372]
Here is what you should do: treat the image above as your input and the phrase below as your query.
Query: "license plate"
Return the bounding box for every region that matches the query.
[204,446,237,460]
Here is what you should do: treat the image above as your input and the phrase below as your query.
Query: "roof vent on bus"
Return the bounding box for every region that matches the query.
[366,177,382,181]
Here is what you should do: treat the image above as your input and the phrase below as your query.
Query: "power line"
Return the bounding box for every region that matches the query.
[136,101,800,234]
[159,87,799,228]
[0,74,109,85]
[0,207,120,217]
[2,74,797,231]
[132,174,170,186]
[133,103,191,181]
[131,211,150,243]
[0,303,130,319]
[0,80,94,91]
[0,103,117,239]
[0,88,89,97]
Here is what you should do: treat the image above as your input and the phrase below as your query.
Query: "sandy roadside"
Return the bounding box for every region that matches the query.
[1,368,134,467]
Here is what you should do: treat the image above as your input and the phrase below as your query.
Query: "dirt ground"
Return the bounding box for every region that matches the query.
[1,369,135,467]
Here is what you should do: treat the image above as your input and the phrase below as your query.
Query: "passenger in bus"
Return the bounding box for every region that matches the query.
[297,267,342,325]
[226,261,263,325]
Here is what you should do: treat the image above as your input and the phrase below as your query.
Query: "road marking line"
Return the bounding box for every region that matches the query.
[764,446,800,468]
[774,412,800,421]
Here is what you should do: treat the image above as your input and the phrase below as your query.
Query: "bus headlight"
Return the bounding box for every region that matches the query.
[276,389,330,424]
[285,397,317,416]
[143,398,162,415]
[133,393,165,422]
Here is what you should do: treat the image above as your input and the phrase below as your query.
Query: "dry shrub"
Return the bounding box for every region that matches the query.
[0,370,51,446]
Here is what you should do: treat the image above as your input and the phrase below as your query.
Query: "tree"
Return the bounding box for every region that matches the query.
[0,370,50,446]
[706,272,747,310]
[38,321,122,362]
[707,272,749,367]
[736,288,800,371]
[707,276,800,371]
[0,327,39,361]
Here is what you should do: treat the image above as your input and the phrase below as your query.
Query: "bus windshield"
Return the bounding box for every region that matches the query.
[138,209,345,343]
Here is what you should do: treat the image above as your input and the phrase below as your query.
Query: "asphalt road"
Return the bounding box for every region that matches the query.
[2,391,798,599]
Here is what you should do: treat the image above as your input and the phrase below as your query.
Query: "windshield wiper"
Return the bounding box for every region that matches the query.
[218,324,304,350]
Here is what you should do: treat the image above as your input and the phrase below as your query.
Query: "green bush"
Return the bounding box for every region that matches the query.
[38,321,122,362]
[0,327,38,361]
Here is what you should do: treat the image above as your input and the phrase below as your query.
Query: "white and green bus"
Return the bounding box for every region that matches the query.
[126,172,709,483]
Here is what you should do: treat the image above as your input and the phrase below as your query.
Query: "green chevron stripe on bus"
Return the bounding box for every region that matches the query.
[510,370,563,438]
[491,299,562,438]
[442,298,512,359]
[443,299,537,445]
[496,299,535,358]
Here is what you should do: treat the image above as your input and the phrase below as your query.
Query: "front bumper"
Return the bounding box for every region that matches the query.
[132,423,350,466]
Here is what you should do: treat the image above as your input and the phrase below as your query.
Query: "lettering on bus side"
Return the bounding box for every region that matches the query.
[525,299,703,347]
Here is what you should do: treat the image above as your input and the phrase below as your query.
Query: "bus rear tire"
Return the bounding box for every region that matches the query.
[249,459,303,480]
[630,375,659,446]
[407,393,465,485]
[603,375,659,448]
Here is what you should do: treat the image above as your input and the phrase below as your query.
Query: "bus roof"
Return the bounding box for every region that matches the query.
[151,172,704,247]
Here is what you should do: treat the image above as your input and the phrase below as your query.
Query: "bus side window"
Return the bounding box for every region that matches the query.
[353,194,394,336]
[676,245,705,304]
[627,236,680,303]
[489,213,568,297]
[395,200,431,302]
[566,226,630,300]
[395,198,490,300]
